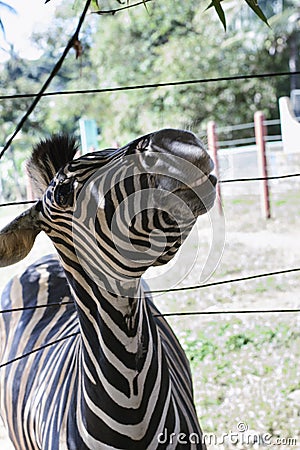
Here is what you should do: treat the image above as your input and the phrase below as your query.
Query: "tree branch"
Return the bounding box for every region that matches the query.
[0,0,92,159]
[92,0,152,16]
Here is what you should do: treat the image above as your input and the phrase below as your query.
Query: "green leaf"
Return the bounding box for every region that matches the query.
[244,0,270,26]
[142,0,150,14]
[211,0,226,30]
[205,1,226,30]
[205,0,225,9]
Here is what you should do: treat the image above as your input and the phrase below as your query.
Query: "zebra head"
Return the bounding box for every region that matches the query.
[0,129,216,288]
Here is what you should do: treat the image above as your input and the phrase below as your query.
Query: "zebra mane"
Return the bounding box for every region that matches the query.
[27,134,78,197]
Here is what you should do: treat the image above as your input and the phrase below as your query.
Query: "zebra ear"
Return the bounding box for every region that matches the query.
[0,203,42,267]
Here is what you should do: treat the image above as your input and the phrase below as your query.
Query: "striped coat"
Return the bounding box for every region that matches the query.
[0,129,216,449]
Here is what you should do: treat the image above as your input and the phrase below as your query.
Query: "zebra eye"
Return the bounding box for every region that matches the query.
[54,177,76,208]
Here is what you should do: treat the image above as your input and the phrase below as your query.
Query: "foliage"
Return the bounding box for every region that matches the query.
[77,0,294,141]
[0,0,299,199]
[45,0,270,29]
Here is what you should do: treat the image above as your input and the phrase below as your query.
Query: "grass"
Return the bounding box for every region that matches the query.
[157,187,300,449]
[230,197,256,206]
[176,317,300,444]
[0,188,300,449]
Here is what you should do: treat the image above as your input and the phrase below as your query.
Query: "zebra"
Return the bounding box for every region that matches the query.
[0,128,217,449]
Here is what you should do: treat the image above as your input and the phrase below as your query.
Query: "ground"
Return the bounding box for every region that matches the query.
[0,182,299,449]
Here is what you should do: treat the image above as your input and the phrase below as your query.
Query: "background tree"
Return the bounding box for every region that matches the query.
[0,0,299,199]
[63,0,297,141]
[46,0,270,29]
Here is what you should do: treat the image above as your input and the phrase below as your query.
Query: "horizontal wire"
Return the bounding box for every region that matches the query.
[0,70,299,101]
[219,173,300,183]
[218,118,281,133]
[146,267,300,294]
[0,200,38,207]
[153,308,300,318]
[218,137,257,146]
[1,267,299,315]
[0,301,74,314]
[0,173,299,209]
[1,269,299,367]
[0,307,298,368]
[0,331,80,369]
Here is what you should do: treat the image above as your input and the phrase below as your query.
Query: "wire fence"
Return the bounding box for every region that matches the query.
[1,71,300,103]
[0,267,299,314]
[0,2,300,369]
[0,262,299,369]
[0,167,299,367]
[1,172,299,208]
[217,118,283,148]
[0,332,80,369]
[0,160,299,314]
[1,302,299,369]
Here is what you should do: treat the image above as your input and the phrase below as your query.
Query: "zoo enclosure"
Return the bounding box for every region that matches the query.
[0,0,300,383]
[207,109,300,219]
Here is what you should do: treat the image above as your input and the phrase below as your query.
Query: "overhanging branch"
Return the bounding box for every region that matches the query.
[92,0,152,16]
[0,0,92,160]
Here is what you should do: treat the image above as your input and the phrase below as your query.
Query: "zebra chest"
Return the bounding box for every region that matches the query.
[0,261,203,449]
[0,333,80,450]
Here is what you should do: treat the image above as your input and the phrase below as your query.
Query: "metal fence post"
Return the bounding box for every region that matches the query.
[254,111,271,219]
[207,120,222,214]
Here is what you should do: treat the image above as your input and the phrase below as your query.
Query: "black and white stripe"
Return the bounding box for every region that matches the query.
[0,129,216,449]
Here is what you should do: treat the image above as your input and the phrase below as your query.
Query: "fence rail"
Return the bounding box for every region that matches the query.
[206,110,300,219]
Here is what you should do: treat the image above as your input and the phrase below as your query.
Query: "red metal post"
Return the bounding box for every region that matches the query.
[207,120,222,214]
[254,111,271,219]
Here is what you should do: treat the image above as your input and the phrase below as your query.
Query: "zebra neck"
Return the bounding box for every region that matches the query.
[69,270,142,327]
[68,271,158,391]
[59,265,171,443]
